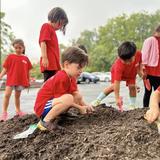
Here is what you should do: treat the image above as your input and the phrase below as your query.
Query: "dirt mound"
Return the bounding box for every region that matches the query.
[0,106,160,160]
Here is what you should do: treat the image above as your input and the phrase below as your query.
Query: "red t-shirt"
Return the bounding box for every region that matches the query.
[145,36,160,76]
[111,51,142,84]
[3,54,32,87]
[34,70,78,117]
[39,23,61,72]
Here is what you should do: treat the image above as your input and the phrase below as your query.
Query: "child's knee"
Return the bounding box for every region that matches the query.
[4,93,11,99]
[62,94,74,106]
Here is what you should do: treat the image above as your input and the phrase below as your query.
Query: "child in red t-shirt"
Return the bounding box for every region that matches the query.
[39,7,68,82]
[144,86,160,126]
[141,25,160,108]
[0,39,32,121]
[91,41,144,110]
[35,47,94,131]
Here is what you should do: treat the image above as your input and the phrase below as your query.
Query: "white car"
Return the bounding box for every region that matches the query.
[92,72,111,82]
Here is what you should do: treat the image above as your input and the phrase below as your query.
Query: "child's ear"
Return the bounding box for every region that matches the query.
[63,61,69,68]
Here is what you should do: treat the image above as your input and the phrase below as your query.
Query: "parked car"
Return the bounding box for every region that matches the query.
[92,72,111,82]
[77,72,99,84]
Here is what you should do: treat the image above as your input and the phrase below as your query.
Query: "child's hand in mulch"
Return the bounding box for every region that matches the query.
[144,109,159,124]
[80,105,94,114]
[116,97,123,112]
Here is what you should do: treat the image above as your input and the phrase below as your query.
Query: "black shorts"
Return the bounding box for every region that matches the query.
[43,70,57,82]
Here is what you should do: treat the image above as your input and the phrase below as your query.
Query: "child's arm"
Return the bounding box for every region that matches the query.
[71,91,94,114]
[137,64,146,79]
[144,89,160,123]
[114,80,120,104]
[40,41,49,68]
[0,68,7,79]
[72,103,94,114]
[114,80,123,111]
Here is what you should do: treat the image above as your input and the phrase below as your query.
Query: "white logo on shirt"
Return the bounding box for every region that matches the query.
[22,60,27,64]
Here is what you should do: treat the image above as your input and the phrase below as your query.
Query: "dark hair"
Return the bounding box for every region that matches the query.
[77,44,88,54]
[118,41,136,60]
[48,7,68,34]
[61,47,88,67]
[12,39,25,54]
[155,25,160,33]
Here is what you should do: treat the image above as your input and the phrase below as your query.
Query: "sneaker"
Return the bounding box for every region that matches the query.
[128,105,137,110]
[0,112,8,121]
[16,111,26,117]
[37,120,58,131]
[91,99,101,107]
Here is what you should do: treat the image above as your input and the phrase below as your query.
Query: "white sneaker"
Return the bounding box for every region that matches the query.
[128,105,137,110]
[91,99,101,107]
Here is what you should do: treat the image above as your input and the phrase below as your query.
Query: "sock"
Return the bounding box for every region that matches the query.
[129,97,136,106]
[97,92,106,101]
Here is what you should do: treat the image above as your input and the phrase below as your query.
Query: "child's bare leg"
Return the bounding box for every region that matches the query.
[103,84,114,95]
[43,94,74,122]
[91,84,114,107]
[128,85,136,107]
[15,90,21,113]
[2,86,12,112]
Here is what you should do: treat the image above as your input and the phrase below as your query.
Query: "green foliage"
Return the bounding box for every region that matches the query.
[65,10,160,72]
[30,63,43,79]
[0,12,15,71]
[0,12,15,54]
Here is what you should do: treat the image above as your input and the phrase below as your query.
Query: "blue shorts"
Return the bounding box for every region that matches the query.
[41,99,53,120]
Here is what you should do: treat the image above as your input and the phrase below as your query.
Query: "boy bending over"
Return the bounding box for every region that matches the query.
[92,41,143,110]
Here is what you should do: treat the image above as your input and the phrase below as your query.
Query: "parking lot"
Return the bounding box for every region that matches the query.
[0,80,145,118]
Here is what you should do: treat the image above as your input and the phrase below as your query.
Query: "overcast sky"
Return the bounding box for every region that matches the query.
[1,0,160,61]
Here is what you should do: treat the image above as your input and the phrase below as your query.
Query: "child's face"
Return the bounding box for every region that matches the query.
[13,44,24,55]
[64,62,83,78]
[52,20,65,31]
[121,56,135,64]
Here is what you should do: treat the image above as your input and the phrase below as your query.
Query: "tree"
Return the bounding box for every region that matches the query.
[0,12,15,71]
[73,10,160,72]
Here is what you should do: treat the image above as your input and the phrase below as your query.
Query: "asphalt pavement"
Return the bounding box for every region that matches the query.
[0,81,145,118]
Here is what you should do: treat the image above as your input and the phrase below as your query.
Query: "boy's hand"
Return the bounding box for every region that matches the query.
[80,105,94,114]
[86,105,95,114]
[144,109,158,124]
[116,96,123,112]
[42,57,49,68]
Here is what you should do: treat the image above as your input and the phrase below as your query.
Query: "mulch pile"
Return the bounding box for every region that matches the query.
[0,106,160,160]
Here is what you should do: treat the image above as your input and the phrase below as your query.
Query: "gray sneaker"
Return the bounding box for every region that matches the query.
[91,99,101,107]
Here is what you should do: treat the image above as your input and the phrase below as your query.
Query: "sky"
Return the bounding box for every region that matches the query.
[1,0,160,61]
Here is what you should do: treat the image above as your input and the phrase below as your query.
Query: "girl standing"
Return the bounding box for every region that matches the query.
[0,39,32,121]
[39,7,68,81]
